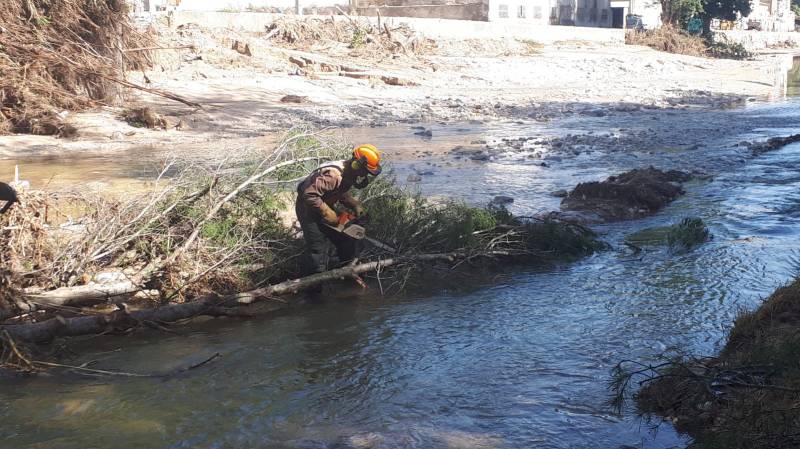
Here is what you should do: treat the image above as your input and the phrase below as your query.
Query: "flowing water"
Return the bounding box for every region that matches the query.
[2,99,800,449]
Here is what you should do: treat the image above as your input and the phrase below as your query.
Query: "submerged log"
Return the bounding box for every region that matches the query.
[0,253,467,343]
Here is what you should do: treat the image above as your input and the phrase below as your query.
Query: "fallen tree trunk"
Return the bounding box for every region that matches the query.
[1,252,471,343]
[0,282,140,321]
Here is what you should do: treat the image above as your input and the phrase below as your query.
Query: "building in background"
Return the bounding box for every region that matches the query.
[743,0,794,31]
[131,0,343,13]
[129,0,793,31]
[354,0,662,27]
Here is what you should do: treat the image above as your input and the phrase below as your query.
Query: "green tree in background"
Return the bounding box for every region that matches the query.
[661,0,752,33]
[661,0,704,27]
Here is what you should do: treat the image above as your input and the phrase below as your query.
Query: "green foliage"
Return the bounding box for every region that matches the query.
[626,226,672,247]
[708,38,753,60]
[35,16,52,27]
[356,177,603,259]
[521,220,607,258]
[624,217,710,253]
[666,217,710,251]
[349,27,366,49]
[662,0,704,27]
[356,177,491,253]
[793,0,800,16]
[702,0,751,22]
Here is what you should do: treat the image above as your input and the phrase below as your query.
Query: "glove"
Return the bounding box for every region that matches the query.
[320,205,338,226]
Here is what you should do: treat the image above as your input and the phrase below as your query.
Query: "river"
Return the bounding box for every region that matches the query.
[1,97,800,449]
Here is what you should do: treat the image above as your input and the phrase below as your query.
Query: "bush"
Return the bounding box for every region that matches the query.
[625,25,752,60]
[355,177,506,254]
[708,38,753,60]
[626,25,708,57]
[666,217,711,251]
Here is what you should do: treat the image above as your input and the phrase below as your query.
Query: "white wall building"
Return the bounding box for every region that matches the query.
[745,0,795,31]
[485,0,658,28]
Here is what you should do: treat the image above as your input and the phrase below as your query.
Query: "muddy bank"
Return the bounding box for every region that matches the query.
[625,278,800,449]
[559,167,691,222]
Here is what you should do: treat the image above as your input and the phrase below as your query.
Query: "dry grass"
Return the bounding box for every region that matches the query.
[625,25,753,60]
[0,0,153,135]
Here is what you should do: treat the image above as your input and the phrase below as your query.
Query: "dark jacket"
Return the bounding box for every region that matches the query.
[296,161,359,220]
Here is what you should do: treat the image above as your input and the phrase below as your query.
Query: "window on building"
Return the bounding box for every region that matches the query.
[533,5,542,18]
[518,5,526,18]
[498,4,509,18]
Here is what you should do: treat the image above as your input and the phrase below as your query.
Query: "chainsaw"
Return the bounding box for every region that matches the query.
[325,211,396,253]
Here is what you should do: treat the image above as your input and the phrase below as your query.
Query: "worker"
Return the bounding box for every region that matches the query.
[295,144,382,275]
[0,182,18,215]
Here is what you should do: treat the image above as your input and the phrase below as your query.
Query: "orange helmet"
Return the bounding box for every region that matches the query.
[353,144,382,175]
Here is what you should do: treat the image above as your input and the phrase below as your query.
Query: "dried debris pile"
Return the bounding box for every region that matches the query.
[0,0,153,135]
[265,16,436,57]
[561,167,691,222]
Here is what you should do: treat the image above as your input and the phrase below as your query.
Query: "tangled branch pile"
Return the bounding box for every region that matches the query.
[625,26,709,57]
[0,0,153,135]
[610,278,800,449]
[0,131,604,347]
[625,25,752,60]
[1,131,337,309]
[561,167,691,222]
[265,16,435,56]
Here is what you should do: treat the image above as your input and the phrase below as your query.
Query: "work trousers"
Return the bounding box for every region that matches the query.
[295,200,357,275]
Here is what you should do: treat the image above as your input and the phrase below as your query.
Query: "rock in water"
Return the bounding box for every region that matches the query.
[489,195,514,207]
[414,129,433,138]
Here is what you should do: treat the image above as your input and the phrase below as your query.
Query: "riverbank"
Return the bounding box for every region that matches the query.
[629,278,800,449]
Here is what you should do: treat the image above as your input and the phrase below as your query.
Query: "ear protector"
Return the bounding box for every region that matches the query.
[351,156,368,172]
